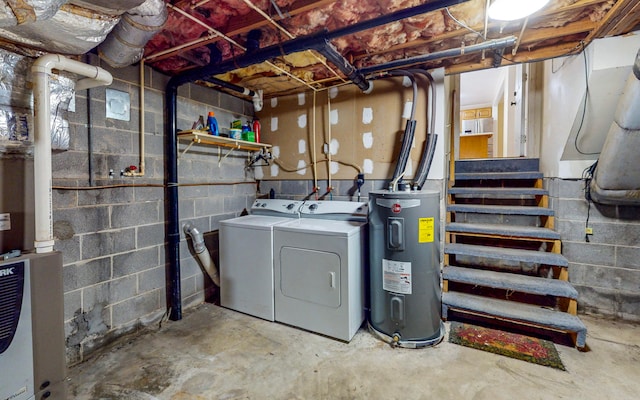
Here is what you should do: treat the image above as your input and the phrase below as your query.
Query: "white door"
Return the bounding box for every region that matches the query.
[505,64,533,158]
[511,64,525,157]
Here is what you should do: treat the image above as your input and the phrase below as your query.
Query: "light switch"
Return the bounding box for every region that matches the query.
[0,213,10,231]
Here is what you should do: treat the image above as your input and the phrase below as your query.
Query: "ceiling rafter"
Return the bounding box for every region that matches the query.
[145,0,334,63]
[143,0,640,97]
[585,0,640,39]
[349,0,610,64]
[446,40,584,75]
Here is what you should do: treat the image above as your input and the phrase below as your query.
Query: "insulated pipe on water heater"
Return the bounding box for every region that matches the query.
[410,70,438,190]
[31,55,112,253]
[385,70,417,191]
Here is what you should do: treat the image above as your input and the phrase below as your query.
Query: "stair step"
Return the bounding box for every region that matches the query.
[455,171,544,181]
[447,222,560,240]
[448,204,554,216]
[445,243,568,267]
[455,158,540,174]
[442,292,587,348]
[443,266,578,299]
[448,187,548,197]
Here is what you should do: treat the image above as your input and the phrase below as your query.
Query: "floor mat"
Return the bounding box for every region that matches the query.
[448,321,565,370]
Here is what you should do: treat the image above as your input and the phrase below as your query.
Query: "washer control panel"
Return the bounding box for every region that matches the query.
[251,199,302,215]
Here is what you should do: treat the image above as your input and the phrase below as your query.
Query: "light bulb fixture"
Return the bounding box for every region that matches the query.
[488,0,551,21]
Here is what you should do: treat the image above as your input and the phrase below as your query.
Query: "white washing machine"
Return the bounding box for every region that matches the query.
[219,199,301,321]
[273,201,368,341]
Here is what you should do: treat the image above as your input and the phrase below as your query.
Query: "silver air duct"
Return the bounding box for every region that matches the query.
[183,222,220,287]
[0,0,66,26]
[98,0,168,68]
[590,47,640,205]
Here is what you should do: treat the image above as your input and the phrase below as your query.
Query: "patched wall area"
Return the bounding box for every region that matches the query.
[257,76,432,182]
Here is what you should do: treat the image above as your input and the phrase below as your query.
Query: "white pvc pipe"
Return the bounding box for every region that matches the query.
[32,54,112,253]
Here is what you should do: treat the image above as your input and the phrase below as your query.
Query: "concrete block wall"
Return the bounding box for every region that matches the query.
[549,178,640,321]
[53,55,256,364]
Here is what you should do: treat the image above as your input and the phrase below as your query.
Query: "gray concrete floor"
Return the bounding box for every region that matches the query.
[68,304,640,399]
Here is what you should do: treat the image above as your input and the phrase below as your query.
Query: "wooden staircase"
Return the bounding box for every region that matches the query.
[443,158,587,349]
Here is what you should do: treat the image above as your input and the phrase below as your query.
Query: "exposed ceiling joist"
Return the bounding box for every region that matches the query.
[140,0,640,97]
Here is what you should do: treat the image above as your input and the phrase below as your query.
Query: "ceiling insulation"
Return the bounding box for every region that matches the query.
[140,0,640,97]
[0,0,638,97]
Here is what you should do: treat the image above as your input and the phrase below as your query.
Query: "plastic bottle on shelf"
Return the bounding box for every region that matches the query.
[252,117,261,143]
[207,111,219,136]
[241,122,250,141]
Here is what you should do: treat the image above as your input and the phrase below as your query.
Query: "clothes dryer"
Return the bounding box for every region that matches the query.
[273,201,367,341]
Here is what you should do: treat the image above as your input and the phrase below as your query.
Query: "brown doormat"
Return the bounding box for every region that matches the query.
[448,322,565,370]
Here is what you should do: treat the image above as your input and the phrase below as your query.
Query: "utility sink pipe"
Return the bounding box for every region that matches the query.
[32,55,112,253]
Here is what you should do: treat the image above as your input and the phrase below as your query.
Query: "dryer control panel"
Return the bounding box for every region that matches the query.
[300,201,368,221]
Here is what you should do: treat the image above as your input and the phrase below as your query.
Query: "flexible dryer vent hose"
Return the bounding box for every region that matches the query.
[183,222,220,286]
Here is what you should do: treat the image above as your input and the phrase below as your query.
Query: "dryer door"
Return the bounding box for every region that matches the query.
[280,247,341,308]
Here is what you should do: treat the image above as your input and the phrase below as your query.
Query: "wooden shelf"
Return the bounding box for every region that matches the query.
[177,130,271,152]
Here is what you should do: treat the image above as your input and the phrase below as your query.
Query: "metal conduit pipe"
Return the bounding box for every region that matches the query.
[204,76,255,97]
[315,41,373,93]
[202,77,264,111]
[385,71,417,191]
[164,0,471,320]
[359,36,518,75]
[410,70,438,190]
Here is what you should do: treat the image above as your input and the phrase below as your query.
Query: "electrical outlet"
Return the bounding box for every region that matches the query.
[585,227,593,235]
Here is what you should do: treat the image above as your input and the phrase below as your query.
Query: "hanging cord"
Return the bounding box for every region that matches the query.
[582,161,598,242]
[312,90,319,193]
[327,92,332,191]
[445,7,485,40]
[574,41,599,156]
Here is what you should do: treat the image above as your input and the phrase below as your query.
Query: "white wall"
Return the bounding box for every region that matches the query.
[541,31,640,178]
[428,68,447,180]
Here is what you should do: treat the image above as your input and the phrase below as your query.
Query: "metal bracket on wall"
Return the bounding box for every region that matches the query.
[218,144,240,167]
[178,141,195,164]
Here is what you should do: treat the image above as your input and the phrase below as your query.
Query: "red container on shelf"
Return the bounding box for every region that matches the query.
[252,117,261,143]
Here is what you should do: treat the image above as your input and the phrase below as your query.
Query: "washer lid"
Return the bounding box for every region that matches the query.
[221,215,294,229]
[276,218,365,236]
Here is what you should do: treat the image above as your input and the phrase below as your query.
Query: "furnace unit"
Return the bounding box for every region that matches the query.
[0,252,67,400]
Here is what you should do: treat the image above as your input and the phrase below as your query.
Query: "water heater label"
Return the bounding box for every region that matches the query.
[382,259,412,294]
[0,213,10,231]
[418,217,434,243]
